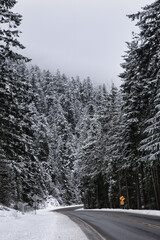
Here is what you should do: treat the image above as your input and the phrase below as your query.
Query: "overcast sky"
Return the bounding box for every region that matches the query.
[14,0,153,88]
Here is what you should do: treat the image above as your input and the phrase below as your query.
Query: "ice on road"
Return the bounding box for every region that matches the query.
[0,208,88,240]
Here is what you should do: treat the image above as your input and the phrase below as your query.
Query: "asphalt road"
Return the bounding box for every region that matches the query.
[55,208,160,240]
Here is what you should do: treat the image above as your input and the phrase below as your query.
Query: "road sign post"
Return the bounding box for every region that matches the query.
[32,194,37,215]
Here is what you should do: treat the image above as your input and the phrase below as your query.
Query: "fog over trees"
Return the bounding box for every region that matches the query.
[0,0,160,210]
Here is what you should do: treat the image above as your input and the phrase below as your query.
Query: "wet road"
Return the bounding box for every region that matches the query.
[55,208,160,240]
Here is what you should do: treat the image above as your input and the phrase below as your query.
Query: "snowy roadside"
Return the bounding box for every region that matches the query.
[79,208,160,217]
[0,205,88,240]
[1,201,160,240]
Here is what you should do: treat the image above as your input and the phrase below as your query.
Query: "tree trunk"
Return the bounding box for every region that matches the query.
[151,167,159,210]
[140,163,146,208]
[155,166,160,206]
[0,161,10,206]
[118,173,122,197]
[125,171,130,209]
[136,172,141,209]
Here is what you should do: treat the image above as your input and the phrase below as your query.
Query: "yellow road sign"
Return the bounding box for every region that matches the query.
[120,200,124,205]
[120,196,125,201]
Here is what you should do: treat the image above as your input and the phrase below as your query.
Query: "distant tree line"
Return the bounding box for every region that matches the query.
[0,0,159,209]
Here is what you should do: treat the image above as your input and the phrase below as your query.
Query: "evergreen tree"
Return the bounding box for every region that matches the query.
[105,85,123,208]
[0,0,31,205]
[120,0,160,209]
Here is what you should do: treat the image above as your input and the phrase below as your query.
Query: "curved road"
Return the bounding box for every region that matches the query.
[55,207,160,240]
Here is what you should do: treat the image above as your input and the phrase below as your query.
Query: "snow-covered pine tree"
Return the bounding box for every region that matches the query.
[93,85,111,208]
[130,0,160,209]
[120,42,149,210]
[76,103,104,208]
[81,77,94,106]
[105,84,123,208]
[0,0,47,207]
[120,0,160,209]
[69,77,83,128]
[0,0,31,205]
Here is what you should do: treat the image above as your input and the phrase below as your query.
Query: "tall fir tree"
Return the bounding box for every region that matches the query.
[0,1,35,205]
[120,0,160,209]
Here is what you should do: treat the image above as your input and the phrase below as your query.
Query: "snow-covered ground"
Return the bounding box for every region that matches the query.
[80,208,160,217]
[0,199,88,240]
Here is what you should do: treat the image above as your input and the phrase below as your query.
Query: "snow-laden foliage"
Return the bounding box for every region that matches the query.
[0,0,160,210]
[120,0,160,209]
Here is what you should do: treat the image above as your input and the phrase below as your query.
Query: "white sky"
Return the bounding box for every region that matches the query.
[14,0,153,88]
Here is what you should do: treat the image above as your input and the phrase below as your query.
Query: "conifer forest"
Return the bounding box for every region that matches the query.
[0,0,160,210]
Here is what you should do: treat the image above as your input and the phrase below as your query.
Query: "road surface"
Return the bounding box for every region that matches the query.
[55,207,160,240]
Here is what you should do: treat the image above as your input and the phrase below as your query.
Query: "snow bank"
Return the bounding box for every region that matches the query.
[42,195,60,209]
[0,204,22,219]
[81,208,160,217]
[0,204,88,240]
